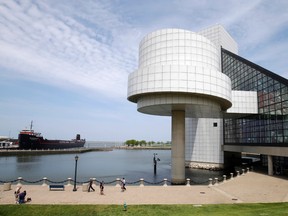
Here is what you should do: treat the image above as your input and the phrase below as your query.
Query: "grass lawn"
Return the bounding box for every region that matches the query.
[0,203,287,216]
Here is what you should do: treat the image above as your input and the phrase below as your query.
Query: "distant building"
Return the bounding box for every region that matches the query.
[127,25,288,184]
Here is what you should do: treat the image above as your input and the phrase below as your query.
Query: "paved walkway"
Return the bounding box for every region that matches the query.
[1,172,288,205]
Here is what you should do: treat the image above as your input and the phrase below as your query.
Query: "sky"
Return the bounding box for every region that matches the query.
[0,0,287,142]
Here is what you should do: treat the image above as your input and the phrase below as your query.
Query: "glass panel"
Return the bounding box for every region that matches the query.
[222,49,288,146]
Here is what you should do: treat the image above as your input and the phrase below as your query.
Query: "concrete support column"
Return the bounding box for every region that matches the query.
[171,110,185,184]
[268,155,273,176]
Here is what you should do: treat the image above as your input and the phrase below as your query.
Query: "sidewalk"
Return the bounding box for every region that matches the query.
[1,172,288,205]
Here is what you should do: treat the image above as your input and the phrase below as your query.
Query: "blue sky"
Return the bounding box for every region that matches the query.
[0,0,287,141]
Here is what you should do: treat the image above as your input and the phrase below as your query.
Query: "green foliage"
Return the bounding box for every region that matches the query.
[1,203,288,216]
[125,139,171,147]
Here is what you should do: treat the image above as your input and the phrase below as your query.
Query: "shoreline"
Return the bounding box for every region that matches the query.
[0,147,112,156]
[115,146,171,150]
[0,146,171,156]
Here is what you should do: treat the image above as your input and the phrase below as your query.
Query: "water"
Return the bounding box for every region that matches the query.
[0,142,223,185]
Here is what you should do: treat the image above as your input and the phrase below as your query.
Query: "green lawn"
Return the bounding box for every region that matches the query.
[0,203,287,216]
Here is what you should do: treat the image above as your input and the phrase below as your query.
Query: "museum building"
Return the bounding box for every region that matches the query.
[127,24,288,184]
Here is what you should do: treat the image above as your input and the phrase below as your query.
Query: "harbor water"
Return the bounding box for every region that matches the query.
[0,142,223,185]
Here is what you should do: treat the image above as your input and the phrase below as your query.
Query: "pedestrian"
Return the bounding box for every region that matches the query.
[14,186,21,204]
[100,181,104,195]
[121,178,126,192]
[88,179,95,192]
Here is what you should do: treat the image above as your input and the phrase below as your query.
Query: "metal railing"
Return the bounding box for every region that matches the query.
[0,167,251,187]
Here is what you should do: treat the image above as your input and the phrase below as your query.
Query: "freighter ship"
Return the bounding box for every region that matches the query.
[18,122,85,149]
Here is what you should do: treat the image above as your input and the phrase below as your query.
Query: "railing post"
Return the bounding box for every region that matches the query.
[42,177,48,186]
[223,175,227,182]
[242,169,245,175]
[230,173,234,180]
[214,178,219,186]
[237,171,240,177]
[17,177,22,186]
[67,178,72,186]
[91,178,96,186]
[140,178,144,187]
[163,178,168,186]
[208,178,213,187]
[247,167,250,173]
[186,178,190,186]
[115,178,121,187]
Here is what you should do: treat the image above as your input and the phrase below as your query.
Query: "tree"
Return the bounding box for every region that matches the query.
[125,139,137,146]
[125,139,171,147]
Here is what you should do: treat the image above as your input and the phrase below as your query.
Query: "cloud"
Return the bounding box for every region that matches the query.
[0,0,139,99]
[1,0,287,98]
[166,0,288,77]
[224,0,288,76]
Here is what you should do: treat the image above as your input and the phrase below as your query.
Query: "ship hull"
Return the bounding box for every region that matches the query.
[18,134,85,150]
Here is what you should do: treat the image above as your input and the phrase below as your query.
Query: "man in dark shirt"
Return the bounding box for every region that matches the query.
[18,190,26,204]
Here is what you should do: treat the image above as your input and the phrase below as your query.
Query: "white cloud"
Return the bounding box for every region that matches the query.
[0,0,138,99]
[1,0,287,97]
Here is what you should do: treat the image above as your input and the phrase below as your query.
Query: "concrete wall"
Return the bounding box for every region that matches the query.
[185,118,223,169]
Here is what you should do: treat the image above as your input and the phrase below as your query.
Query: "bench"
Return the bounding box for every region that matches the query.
[49,185,65,191]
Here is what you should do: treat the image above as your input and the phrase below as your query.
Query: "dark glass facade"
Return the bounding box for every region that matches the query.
[221,48,288,147]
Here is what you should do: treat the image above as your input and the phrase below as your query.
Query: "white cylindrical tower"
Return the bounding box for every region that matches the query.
[127,28,232,184]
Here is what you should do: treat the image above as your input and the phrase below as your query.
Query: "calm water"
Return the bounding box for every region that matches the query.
[0,142,223,185]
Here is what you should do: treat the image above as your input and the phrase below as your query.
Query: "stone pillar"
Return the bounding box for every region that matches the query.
[163,178,168,186]
[42,177,48,186]
[171,110,185,184]
[214,178,219,186]
[17,177,23,186]
[208,178,213,186]
[67,178,72,186]
[92,178,97,186]
[139,178,144,187]
[223,175,226,182]
[268,155,273,176]
[186,178,190,186]
[115,178,121,187]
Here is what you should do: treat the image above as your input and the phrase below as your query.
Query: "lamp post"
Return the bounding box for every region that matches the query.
[73,155,79,192]
[153,153,160,175]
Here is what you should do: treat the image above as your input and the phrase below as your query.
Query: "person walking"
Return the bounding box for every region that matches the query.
[88,179,95,192]
[121,178,126,192]
[100,181,104,195]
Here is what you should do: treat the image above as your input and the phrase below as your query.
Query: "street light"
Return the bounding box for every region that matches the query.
[73,155,79,192]
[153,153,160,175]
